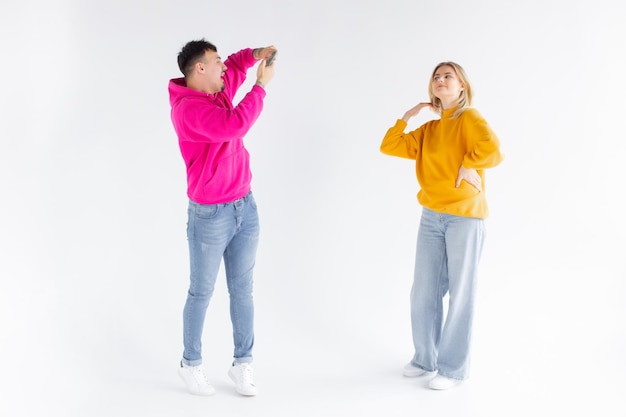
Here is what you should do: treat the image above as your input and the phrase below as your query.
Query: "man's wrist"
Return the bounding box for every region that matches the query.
[255,80,265,88]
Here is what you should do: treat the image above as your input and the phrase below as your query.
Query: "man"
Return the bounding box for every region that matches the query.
[168,39,276,397]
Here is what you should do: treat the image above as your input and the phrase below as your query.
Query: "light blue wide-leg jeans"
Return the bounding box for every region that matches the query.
[182,191,259,366]
[409,207,485,380]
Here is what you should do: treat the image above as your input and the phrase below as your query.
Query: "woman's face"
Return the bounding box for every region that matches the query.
[431,65,464,103]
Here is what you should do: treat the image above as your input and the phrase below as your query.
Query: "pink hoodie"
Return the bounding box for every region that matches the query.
[168,48,266,204]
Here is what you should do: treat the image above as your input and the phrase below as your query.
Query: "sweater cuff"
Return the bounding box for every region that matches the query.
[244,48,257,66]
[252,83,267,97]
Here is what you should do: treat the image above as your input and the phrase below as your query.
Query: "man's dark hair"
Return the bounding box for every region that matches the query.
[177,39,217,77]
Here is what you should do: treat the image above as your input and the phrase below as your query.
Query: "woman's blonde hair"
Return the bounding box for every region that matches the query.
[428,61,473,119]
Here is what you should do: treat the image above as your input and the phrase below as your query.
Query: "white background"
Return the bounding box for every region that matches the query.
[1,0,625,416]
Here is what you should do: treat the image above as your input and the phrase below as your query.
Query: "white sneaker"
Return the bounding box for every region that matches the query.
[178,361,216,396]
[228,363,257,396]
[402,362,430,377]
[428,374,462,390]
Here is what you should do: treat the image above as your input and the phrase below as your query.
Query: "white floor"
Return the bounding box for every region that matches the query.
[5,342,622,417]
[2,263,624,417]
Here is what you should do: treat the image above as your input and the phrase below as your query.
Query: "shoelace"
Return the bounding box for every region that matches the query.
[238,364,254,385]
[190,366,209,384]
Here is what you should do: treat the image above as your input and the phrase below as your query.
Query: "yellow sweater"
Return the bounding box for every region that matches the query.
[380,107,503,219]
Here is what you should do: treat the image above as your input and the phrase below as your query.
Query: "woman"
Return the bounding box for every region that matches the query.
[380,62,503,390]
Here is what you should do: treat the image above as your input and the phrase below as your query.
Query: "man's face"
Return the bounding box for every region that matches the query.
[199,50,227,93]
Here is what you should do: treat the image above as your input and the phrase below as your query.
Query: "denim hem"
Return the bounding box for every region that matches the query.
[233,356,253,365]
[436,372,466,381]
[411,361,436,373]
[182,358,202,367]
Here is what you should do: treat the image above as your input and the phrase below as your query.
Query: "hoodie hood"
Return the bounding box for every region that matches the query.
[168,77,211,107]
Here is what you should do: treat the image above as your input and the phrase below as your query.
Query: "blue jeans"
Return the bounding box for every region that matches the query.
[409,208,485,380]
[182,192,259,367]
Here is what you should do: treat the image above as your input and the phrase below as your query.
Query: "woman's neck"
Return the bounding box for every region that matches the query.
[440,98,459,110]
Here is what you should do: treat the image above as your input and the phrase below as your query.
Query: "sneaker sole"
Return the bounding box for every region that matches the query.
[428,376,462,390]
